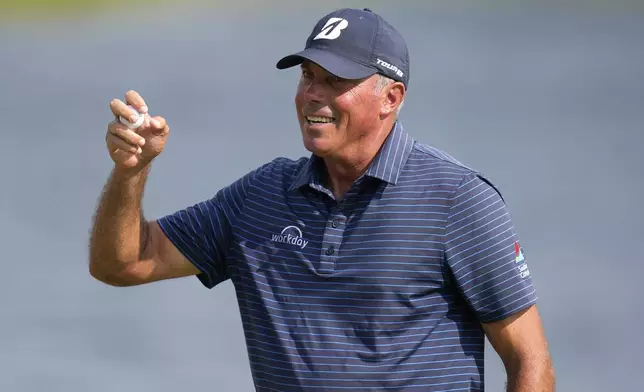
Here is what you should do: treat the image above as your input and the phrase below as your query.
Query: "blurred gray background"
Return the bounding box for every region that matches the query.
[1,0,642,390]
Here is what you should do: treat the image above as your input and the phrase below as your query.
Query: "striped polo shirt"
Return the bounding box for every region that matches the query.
[157,121,538,391]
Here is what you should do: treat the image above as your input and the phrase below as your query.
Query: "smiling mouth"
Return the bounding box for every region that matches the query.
[305,116,335,124]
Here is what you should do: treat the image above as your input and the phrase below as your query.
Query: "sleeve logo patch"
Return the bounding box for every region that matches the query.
[515,241,530,279]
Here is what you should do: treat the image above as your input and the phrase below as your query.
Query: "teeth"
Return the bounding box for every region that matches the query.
[306,116,334,123]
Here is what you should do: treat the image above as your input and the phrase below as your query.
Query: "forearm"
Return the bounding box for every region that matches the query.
[506,355,555,392]
[89,165,151,283]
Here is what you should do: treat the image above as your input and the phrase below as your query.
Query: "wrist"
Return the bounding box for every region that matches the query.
[112,164,150,183]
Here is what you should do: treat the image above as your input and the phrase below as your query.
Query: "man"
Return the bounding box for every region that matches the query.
[90,7,555,391]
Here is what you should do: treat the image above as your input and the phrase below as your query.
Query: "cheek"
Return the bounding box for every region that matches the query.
[294,86,303,105]
[294,80,308,103]
[332,97,353,119]
[336,104,367,127]
[335,92,373,122]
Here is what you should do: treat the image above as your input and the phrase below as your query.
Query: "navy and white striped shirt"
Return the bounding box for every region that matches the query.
[157,122,538,391]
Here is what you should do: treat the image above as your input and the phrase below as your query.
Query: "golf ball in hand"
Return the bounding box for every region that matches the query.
[119,105,144,129]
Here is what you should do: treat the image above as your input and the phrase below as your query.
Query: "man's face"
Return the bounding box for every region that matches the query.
[294,60,382,158]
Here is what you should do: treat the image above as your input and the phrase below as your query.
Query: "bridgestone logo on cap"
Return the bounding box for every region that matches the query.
[376,58,404,78]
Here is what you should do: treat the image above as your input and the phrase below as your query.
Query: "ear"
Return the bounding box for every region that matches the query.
[380,82,405,118]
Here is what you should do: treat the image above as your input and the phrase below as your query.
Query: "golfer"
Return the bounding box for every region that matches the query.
[90,7,555,391]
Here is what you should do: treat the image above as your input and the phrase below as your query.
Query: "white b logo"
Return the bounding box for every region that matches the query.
[313,18,349,40]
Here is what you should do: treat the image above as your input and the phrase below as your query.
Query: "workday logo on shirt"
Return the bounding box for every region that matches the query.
[272,225,309,249]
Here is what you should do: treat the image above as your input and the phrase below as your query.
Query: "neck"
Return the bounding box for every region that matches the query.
[323,121,395,200]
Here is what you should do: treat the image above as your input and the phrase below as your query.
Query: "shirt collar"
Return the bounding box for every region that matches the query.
[289,121,415,192]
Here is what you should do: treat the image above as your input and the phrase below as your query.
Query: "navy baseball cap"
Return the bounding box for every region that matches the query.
[276,8,410,88]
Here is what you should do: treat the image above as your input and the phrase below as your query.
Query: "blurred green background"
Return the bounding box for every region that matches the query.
[2,0,644,20]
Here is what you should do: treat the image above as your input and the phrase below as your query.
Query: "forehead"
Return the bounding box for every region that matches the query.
[300,59,376,85]
[300,60,334,75]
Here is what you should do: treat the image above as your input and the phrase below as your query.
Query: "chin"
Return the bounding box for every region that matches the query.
[302,136,333,157]
[300,122,337,155]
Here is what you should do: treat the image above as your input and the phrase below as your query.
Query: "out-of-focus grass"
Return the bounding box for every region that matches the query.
[2,0,643,22]
[0,0,178,21]
[0,0,163,10]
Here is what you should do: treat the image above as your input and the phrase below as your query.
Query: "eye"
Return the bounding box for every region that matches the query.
[301,69,313,79]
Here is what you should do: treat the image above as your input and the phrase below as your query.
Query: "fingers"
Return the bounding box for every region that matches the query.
[110,99,140,124]
[112,148,140,166]
[109,89,148,123]
[106,133,142,154]
[108,121,146,146]
[149,115,169,135]
[125,90,148,114]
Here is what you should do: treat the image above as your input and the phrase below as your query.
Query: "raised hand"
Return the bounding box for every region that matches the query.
[106,90,170,171]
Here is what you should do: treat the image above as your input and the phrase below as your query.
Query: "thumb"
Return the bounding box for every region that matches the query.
[149,116,168,136]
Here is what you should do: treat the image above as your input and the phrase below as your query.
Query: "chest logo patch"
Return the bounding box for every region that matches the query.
[272,225,309,249]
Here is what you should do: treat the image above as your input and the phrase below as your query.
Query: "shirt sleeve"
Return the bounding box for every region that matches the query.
[444,172,538,323]
[156,164,264,289]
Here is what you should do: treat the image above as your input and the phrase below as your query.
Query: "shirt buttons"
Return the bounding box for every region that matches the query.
[325,246,335,256]
[331,219,340,228]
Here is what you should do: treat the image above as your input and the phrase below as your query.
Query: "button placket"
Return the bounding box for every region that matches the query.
[317,208,346,275]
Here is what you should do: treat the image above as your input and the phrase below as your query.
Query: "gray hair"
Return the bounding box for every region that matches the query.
[374,74,405,116]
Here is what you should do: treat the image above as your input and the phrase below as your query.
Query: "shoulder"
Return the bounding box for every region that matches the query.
[403,142,505,200]
[220,156,310,202]
[208,156,309,219]
[243,156,309,186]
[261,156,309,175]
[408,142,478,176]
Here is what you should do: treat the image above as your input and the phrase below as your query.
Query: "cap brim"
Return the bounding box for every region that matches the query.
[276,48,377,80]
